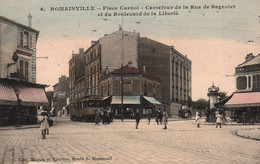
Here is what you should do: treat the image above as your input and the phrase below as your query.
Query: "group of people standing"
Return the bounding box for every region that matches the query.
[135,108,168,130]
[95,108,113,126]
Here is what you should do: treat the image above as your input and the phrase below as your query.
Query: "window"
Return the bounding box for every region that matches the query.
[104,82,108,95]
[114,81,120,94]
[29,34,33,49]
[25,61,29,81]
[18,59,29,81]
[19,60,24,74]
[18,31,32,49]
[23,32,28,47]
[19,31,23,46]
[143,82,147,96]
[133,81,139,93]
[236,76,247,90]
[253,75,260,89]
[148,83,153,94]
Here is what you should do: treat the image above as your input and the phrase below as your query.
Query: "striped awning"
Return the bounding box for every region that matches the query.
[0,82,17,105]
[0,79,49,106]
[225,92,260,108]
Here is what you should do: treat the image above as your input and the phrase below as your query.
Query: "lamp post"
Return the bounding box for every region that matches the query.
[121,17,124,121]
[14,85,22,127]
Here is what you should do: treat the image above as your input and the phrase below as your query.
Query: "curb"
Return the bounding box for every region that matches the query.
[0,123,57,131]
[235,128,260,141]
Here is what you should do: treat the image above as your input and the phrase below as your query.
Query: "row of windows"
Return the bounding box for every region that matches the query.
[86,46,100,64]
[236,74,260,90]
[100,80,158,96]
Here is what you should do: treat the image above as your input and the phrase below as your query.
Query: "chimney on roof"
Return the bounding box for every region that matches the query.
[245,53,254,62]
[28,13,32,27]
[79,48,84,55]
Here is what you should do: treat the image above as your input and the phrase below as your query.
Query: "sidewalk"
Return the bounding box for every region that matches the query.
[0,124,40,131]
[0,122,57,131]
[236,128,260,140]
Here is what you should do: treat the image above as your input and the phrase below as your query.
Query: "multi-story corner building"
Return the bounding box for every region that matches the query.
[100,64,161,118]
[53,75,69,116]
[138,38,192,116]
[85,42,101,97]
[69,29,192,117]
[0,15,39,83]
[0,15,49,126]
[218,53,260,122]
[69,48,86,101]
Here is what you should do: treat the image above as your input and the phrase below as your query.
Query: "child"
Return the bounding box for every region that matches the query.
[38,111,49,139]
[162,111,168,129]
[216,112,223,128]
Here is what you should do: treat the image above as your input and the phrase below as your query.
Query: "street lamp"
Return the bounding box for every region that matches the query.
[121,17,124,122]
[14,85,22,127]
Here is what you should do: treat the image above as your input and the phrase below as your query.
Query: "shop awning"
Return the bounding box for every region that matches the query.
[0,79,49,106]
[19,87,49,106]
[225,92,260,108]
[143,96,161,105]
[0,82,17,105]
[111,96,140,105]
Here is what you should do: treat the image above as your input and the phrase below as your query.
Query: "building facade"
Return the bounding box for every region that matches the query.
[53,75,69,116]
[0,15,39,83]
[0,15,49,126]
[69,29,192,117]
[218,53,260,122]
[100,65,161,118]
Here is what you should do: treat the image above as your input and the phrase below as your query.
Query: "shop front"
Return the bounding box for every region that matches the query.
[0,79,49,126]
[111,96,141,119]
[141,96,162,118]
[224,92,260,123]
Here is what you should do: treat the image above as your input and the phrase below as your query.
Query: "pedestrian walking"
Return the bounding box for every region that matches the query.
[156,109,160,125]
[216,112,223,128]
[103,109,108,125]
[95,109,101,126]
[195,111,200,128]
[159,110,163,125]
[147,110,152,125]
[242,111,247,125]
[135,109,140,129]
[162,111,168,129]
[38,111,49,139]
[46,111,51,135]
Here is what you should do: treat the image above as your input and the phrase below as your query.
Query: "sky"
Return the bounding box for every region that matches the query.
[0,0,260,101]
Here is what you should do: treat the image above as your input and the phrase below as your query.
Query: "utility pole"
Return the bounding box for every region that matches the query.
[121,16,124,121]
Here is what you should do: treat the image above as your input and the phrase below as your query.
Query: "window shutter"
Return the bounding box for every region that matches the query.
[29,33,32,49]
[20,31,23,46]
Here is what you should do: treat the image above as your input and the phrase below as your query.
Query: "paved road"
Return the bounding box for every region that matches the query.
[0,118,259,164]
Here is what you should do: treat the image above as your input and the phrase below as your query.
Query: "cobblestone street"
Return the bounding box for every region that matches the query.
[0,118,259,164]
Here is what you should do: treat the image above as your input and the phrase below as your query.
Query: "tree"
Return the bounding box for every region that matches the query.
[193,98,208,110]
[186,96,193,109]
[193,98,210,117]
[219,91,228,101]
